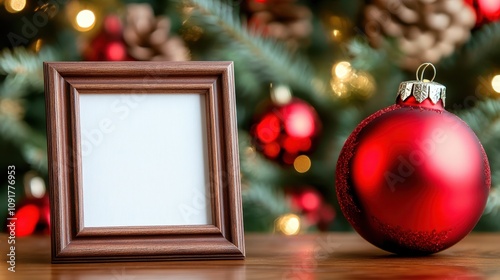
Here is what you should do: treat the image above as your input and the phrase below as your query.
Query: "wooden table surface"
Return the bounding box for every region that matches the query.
[1,233,499,279]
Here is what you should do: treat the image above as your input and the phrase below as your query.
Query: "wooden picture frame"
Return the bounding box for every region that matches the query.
[43,61,245,263]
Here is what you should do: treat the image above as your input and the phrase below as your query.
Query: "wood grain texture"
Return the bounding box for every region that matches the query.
[1,233,499,279]
[43,61,244,262]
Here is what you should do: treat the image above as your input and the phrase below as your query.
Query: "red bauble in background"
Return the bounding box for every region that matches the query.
[83,15,131,61]
[336,64,490,255]
[14,196,50,237]
[466,0,500,27]
[289,187,336,230]
[251,98,321,165]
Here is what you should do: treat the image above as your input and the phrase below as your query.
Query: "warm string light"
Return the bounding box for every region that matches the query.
[294,155,311,173]
[351,73,376,99]
[334,61,353,80]
[330,61,375,100]
[327,15,351,42]
[491,75,500,93]
[5,0,26,13]
[330,79,349,98]
[75,9,96,31]
[24,171,47,199]
[276,214,301,235]
[332,29,340,39]
[33,39,43,52]
[270,84,292,105]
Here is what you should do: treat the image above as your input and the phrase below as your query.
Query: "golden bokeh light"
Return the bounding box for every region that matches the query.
[271,84,292,105]
[30,176,46,198]
[350,72,375,99]
[492,75,500,93]
[333,61,352,80]
[75,9,96,31]
[5,0,26,13]
[330,79,349,98]
[332,29,340,38]
[34,39,43,52]
[328,15,351,42]
[294,155,311,173]
[23,171,46,199]
[276,214,301,235]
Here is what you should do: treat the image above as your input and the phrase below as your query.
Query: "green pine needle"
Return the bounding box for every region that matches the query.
[0,46,55,172]
[459,98,500,143]
[239,130,288,183]
[242,182,290,232]
[457,98,500,213]
[485,187,500,217]
[443,22,500,69]
[180,0,331,107]
[0,47,56,98]
[0,115,47,172]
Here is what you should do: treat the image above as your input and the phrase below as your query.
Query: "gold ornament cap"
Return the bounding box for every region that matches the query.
[397,63,446,107]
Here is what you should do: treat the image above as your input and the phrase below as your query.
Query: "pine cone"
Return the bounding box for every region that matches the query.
[123,4,189,61]
[364,0,476,69]
[246,0,312,50]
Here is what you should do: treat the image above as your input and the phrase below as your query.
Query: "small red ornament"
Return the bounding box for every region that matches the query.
[466,0,500,26]
[251,98,321,165]
[306,203,335,231]
[13,196,50,237]
[14,204,40,237]
[289,187,336,230]
[83,15,131,61]
[336,63,490,255]
[291,188,322,212]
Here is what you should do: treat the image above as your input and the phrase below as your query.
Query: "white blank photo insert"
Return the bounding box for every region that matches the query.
[79,93,212,227]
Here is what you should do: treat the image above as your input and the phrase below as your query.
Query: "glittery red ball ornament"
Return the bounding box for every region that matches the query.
[251,98,320,165]
[336,64,490,255]
[465,0,500,27]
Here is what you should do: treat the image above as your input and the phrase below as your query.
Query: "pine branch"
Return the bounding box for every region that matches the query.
[484,187,500,217]
[457,98,500,210]
[463,22,500,63]
[0,47,55,172]
[348,36,390,72]
[442,22,500,70]
[242,182,290,232]
[0,47,56,98]
[180,0,332,108]
[458,98,500,143]
[239,131,291,231]
[0,115,47,172]
[239,130,288,183]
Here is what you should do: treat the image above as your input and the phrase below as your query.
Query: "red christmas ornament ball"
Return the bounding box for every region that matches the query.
[466,0,500,26]
[13,196,51,237]
[251,98,321,164]
[14,204,40,237]
[289,187,336,230]
[290,188,322,212]
[336,73,490,255]
[83,15,131,61]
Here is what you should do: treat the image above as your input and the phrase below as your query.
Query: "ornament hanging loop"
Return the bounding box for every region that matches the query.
[416,63,436,82]
[398,62,445,107]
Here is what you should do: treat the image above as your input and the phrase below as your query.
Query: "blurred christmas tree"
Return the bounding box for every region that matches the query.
[1,0,500,235]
